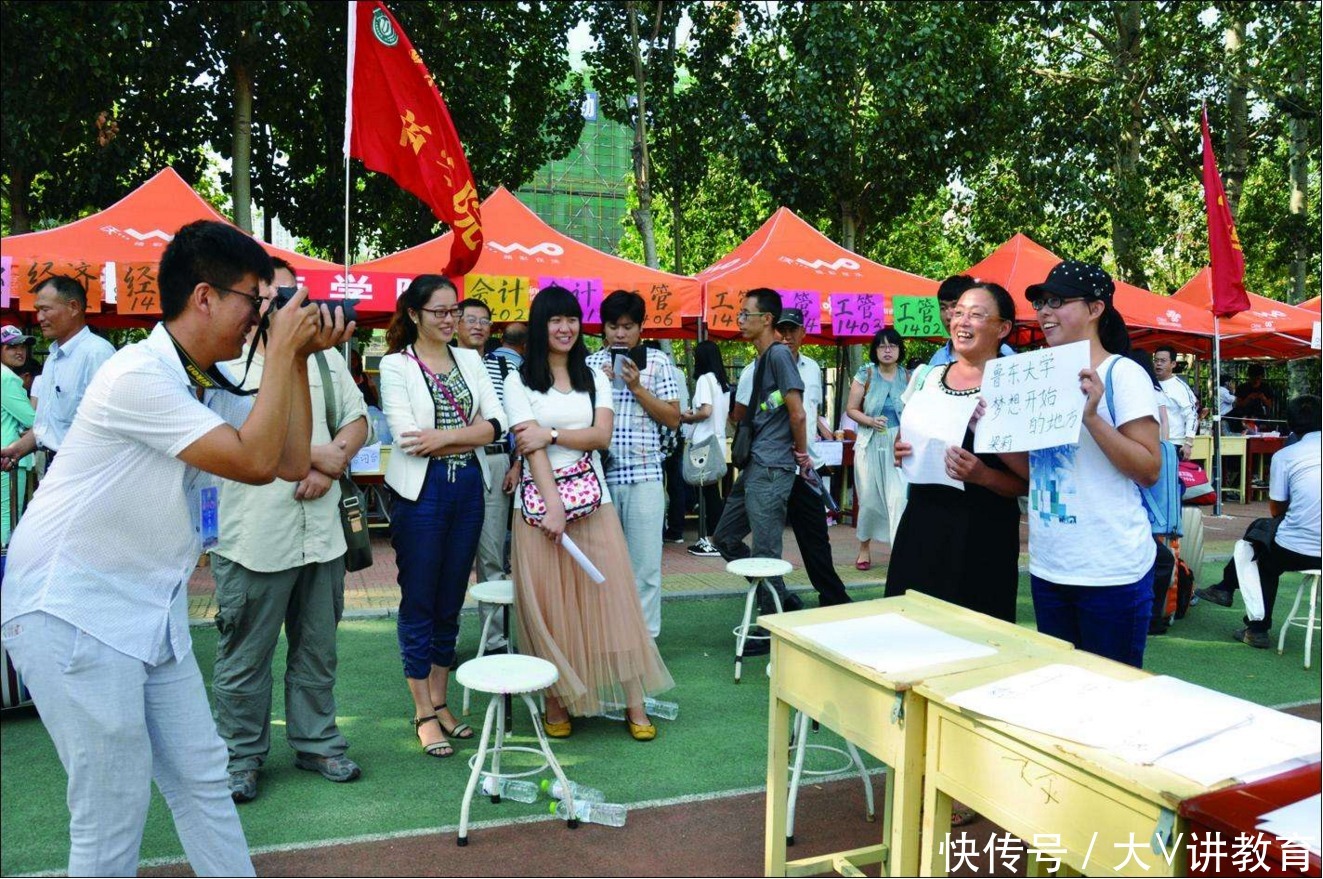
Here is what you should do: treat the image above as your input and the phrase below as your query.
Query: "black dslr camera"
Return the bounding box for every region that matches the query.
[273,286,357,325]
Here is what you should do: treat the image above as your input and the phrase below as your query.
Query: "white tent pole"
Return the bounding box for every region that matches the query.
[1212,315,1223,516]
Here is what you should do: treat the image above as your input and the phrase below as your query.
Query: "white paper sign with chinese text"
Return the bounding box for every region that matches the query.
[973,341,1090,454]
[350,443,382,474]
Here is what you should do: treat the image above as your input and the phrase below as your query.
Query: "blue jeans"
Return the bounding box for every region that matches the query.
[1,611,254,877]
[391,460,484,679]
[1031,566,1155,668]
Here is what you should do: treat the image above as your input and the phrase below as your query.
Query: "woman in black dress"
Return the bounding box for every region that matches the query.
[885,283,1027,622]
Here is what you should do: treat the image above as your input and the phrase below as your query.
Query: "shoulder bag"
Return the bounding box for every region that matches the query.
[314,353,373,572]
[730,344,777,469]
[519,384,605,527]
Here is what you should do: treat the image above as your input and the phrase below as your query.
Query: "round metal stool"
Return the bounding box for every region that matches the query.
[726,557,793,683]
[454,654,579,845]
[463,579,515,716]
[785,710,877,846]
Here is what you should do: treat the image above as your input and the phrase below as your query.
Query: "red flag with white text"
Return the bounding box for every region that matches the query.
[345,0,482,277]
[1201,107,1249,318]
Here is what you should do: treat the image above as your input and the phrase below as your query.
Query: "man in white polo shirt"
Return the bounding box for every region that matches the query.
[0,275,115,467]
[1151,345,1198,459]
[0,220,352,877]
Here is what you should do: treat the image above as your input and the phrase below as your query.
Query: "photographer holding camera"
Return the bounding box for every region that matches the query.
[209,257,369,803]
[0,221,354,877]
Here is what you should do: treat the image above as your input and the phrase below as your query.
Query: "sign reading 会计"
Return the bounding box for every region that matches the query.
[973,341,1090,454]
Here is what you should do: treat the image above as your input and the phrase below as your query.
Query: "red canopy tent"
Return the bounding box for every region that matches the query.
[1301,296,1320,313]
[351,187,703,336]
[0,168,343,327]
[1172,268,1315,359]
[964,234,1219,353]
[697,207,937,341]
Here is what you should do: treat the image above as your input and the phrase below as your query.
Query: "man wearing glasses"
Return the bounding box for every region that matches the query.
[1,220,354,875]
[711,289,813,650]
[454,297,514,650]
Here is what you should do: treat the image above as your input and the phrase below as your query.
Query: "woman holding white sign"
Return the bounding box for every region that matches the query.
[886,283,1027,623]
[845,327,909,570]
[1024,261,1161,669]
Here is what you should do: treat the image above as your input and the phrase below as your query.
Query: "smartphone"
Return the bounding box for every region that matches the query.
[628,345,648,370]
[608,346,630,389]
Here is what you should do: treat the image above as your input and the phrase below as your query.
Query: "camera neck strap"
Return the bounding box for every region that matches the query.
[163,321,264,396]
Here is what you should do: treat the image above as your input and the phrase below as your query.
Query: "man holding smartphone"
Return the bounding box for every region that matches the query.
[586,290,680,637]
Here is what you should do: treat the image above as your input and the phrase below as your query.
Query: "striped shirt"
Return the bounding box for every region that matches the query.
[585,347,679,486]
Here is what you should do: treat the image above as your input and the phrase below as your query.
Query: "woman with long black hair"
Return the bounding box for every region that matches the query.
[504,286,673,741]
[679,340,730,557]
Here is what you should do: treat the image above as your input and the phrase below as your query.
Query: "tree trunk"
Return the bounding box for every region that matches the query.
[1223,17,1248,216]
[839,200,857,253]
[627,1,658,269]
[1286,74,1317,396]
[1110,1,1149,288]
[8,166,30,234]
[230,16,256,233]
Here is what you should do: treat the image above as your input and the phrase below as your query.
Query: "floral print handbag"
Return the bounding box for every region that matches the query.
[519,455,603,526]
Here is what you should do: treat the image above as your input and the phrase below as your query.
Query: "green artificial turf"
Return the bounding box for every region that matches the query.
[3,572,1319,875]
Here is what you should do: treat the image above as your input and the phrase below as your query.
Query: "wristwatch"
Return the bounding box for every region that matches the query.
[550,428,559,445]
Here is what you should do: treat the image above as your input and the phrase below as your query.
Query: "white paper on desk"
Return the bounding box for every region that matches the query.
[1155,704,1321,786]
[560,535,606,583]
[1258,794,1322,855]
[794,614,995,675]
[973,340,1089,454]
[947,664,1125,746]
[350,443,382,474]
[898,391,980,489]
[1101,676,1254,764]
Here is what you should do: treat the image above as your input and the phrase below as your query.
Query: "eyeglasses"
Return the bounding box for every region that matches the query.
[1028,295,1085,312]
[877,342,900,350]
[210,282,264,312]
[949,309,1002,324]
[736,311,769,323]
[418,306,462,320]
[461,315,493,327]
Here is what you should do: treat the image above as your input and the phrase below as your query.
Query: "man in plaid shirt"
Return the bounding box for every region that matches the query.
[586,291,680,637]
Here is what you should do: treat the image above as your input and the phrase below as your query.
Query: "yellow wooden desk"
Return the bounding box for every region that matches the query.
[760,593,1073,877]
[1189,434,1249,503]
[914,652,1227,878]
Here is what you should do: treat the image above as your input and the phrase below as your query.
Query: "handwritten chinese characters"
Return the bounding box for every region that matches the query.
[17,258,104,312]
[893,294,948,338]
[538,276,602,325]
[118,262,160,315]
[465,274,530,322]
[973,341,1089,454]
[829,293,886,338]
[776,289,823,334]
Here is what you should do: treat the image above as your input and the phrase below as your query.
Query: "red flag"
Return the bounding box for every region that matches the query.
[345,1,482,277]
[1201,107,1249,318]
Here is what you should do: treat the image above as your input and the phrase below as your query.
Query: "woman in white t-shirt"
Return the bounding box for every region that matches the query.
[678,340,730,556]
[1024,261,1162,668]
[504,286,674,741]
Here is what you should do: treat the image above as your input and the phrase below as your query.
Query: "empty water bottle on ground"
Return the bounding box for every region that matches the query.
[542,778,606,804]
[481,776,538,803]
[552,799,627,827]
[600,697,679,721]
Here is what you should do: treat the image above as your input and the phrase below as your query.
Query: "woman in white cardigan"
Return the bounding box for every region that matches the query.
[379,275,506,758]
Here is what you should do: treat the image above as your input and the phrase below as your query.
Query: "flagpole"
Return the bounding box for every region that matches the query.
[1212,316,1223,516]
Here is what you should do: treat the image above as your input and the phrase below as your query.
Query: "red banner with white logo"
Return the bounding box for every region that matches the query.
[345,1,482,277]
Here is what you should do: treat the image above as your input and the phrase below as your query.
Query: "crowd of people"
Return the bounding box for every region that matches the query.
[0,228,1319,875]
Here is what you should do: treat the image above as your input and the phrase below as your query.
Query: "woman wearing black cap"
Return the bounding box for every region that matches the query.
[1024,261,1163,668]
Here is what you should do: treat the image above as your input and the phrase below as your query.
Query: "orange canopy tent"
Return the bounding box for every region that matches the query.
[964,234,1219,353]
[351,187,702,336]
[1301,296,1320,313]
[0,168,343,327]
[1172,268,1316,359]
[697,207,937,341]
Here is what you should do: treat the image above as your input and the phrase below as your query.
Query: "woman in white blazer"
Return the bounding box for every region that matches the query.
[378,274,507,759]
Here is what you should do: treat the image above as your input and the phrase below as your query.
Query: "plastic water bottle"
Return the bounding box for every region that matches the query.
[801,467,840,514]
[600,697,679,721]
[541,778,606,804]
[552,799,626,827]
[481,776,539,803]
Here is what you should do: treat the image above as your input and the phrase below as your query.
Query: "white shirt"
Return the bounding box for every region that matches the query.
[1027,355,1160,586]
[1158,376,1198,442]
[1218,386,1235,416]
[212,347,367,572]
[2,324,228,663]
[502,369,615,511]
[32,325,115,450]
[688,372,729,445]
[1270,432,1320,557]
